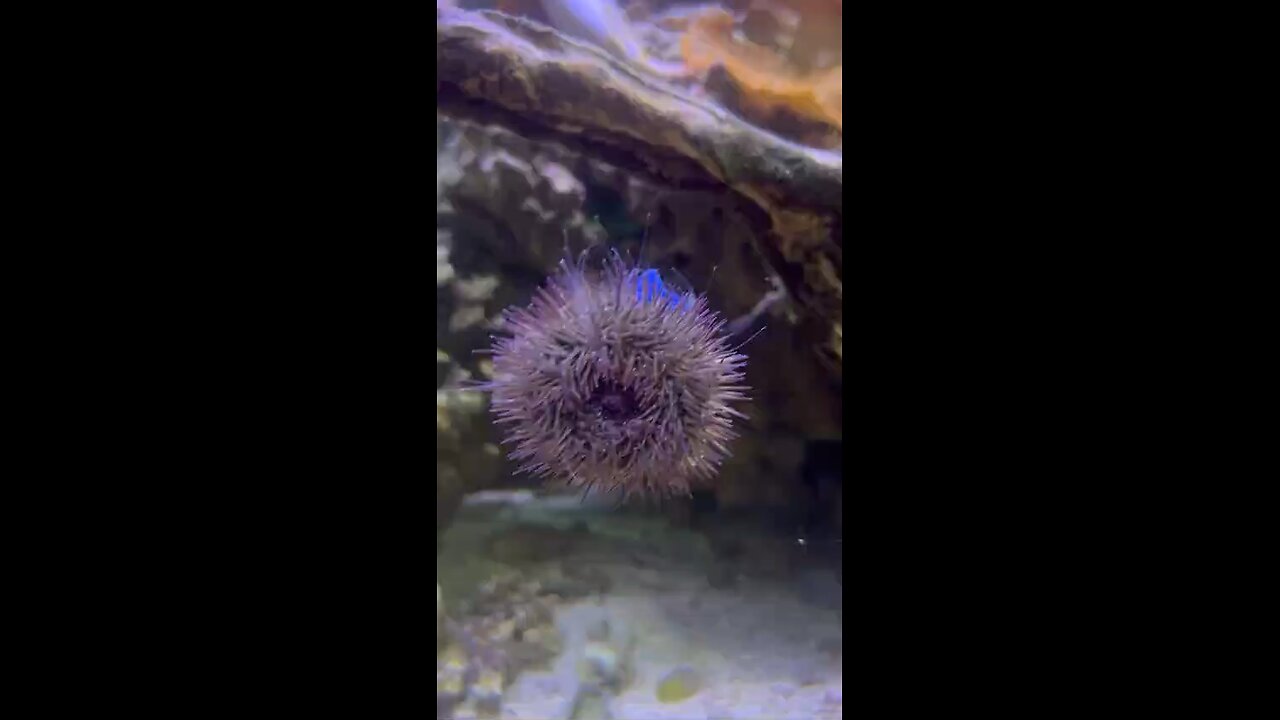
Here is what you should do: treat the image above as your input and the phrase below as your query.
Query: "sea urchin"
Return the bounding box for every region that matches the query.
[481,252,749,500]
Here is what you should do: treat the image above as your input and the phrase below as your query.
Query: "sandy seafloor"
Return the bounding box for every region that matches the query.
[437,491,843,720]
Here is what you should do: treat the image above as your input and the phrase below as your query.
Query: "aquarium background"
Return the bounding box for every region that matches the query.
[438,1,842,717]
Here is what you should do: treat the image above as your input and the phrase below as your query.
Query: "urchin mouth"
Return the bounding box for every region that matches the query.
[588,380,641,422]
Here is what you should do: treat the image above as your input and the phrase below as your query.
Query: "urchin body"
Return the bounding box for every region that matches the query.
[483,254,748,499]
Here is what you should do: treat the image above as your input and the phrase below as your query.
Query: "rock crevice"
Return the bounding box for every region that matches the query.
[437,6,842,376]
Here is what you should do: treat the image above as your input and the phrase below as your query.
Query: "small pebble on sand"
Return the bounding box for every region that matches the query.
[656,665,703,703]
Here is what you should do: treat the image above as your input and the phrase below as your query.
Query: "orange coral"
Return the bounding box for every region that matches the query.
[680,7,841,131]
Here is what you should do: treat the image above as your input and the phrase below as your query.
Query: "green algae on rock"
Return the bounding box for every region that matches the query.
[655,664,703,703]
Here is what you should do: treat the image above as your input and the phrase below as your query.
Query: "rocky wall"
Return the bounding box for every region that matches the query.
[436,2,842,537]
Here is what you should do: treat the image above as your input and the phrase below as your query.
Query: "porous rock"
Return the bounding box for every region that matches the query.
[437,5,841,377]
[435,5,843,534]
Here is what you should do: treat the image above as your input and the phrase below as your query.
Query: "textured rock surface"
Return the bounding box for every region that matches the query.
[440,496,843,720]
[437,5,842,376]
[436,375,507,538]
[436,4,842,536]
[436,566,568,719]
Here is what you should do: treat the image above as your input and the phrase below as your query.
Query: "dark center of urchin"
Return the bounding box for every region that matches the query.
[588,381,640,422]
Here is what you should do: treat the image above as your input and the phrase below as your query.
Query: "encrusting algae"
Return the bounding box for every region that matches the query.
[452,1,842,142]
[680,7,842,132]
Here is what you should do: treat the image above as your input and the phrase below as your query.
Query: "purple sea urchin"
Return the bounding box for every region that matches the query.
[482,252,749,500]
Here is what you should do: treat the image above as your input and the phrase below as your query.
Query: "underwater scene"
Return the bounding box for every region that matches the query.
[438,1,842,718]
